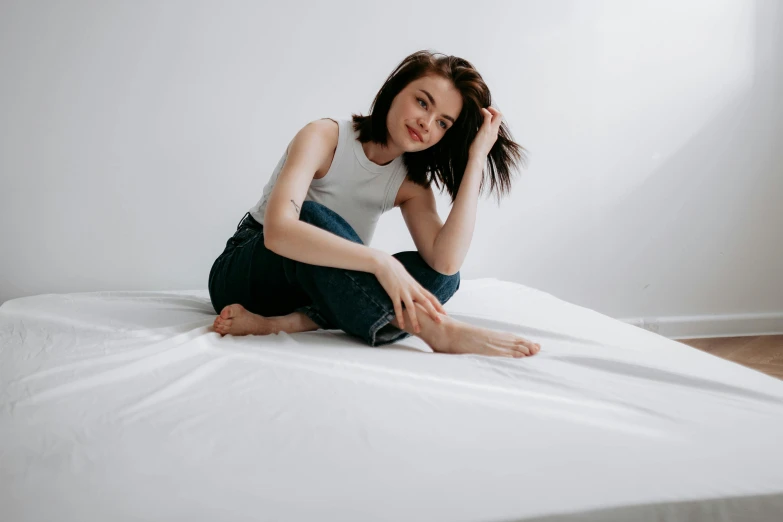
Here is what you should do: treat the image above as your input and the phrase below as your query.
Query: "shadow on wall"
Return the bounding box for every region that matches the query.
[549,0,782,317]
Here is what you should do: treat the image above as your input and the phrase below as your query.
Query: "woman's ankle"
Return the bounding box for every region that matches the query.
[286,311,320,333]
[389,301,453,351]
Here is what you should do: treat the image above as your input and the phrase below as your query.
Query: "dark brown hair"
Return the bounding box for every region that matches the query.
[351,50,527,204]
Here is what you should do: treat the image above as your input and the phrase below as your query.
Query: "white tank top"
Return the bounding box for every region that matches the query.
[248,118,407,245]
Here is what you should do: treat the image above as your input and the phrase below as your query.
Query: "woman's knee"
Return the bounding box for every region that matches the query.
[298,200,325,226]
[425,269,460,305]
[439,270,460,301]
[393,251,460,302]
[299,201,363,244]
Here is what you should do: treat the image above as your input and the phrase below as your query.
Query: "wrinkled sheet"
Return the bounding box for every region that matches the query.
[1,278,782,522]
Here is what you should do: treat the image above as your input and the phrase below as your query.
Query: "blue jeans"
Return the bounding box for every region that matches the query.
[208,201,461,347]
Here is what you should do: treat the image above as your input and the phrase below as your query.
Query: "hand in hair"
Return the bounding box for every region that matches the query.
[468,106,503,159]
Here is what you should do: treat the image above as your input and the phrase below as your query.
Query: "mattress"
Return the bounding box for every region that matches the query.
[1,277,782,522]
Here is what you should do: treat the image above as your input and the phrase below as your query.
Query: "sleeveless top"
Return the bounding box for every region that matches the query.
[248,118,408,245]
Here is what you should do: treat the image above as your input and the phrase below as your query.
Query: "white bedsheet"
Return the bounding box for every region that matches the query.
[1,278,782,522]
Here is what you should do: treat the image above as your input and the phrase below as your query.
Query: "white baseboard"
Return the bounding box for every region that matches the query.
[616,312,783,340]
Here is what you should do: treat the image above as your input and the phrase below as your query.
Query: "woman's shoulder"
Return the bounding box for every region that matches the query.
[313,117,340,132]
[306,118,340,180]
[284,118,339,155]
[302,118,340,144]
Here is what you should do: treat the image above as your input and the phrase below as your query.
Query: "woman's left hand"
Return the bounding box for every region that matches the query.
[468,106,503,159]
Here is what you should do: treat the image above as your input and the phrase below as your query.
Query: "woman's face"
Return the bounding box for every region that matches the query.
[387,74,463,152]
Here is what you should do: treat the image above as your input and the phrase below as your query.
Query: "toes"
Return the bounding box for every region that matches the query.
[220,304,244,320]
[213,316,232,334]
[515,338,541,356]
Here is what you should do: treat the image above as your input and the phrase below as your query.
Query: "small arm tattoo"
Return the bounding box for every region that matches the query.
[290,199,301,214]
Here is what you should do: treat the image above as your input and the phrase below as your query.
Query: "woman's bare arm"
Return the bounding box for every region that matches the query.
[262,120,383,275]
[430,154,484,275]
[266,219,383,274]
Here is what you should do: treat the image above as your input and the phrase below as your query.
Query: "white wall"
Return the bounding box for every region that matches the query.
[1,0,781,337]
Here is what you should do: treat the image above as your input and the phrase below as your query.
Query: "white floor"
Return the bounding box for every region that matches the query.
[2,278,783,521]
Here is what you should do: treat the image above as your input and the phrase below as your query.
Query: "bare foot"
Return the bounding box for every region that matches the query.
[436,317,541,358]
[390,302,541,358]
[213,304,319,337]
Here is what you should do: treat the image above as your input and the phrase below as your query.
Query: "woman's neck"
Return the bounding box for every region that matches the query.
[361,140,403,167]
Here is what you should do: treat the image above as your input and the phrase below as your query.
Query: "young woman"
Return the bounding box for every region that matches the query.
[209,50,542,358]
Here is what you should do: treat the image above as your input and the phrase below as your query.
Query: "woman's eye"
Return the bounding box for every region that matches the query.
[417,98,447,130]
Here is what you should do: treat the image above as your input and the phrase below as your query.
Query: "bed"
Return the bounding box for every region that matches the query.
[2,277,782,521]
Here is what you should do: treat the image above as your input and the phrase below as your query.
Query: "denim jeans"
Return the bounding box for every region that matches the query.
[208,201,461,347]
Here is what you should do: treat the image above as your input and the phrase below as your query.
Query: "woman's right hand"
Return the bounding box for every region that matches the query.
[372,252,448,333]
